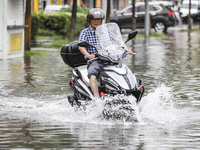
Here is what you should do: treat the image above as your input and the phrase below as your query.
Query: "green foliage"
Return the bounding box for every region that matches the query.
[180,28,200,32]
[37,28,55,36]
[44,39,72,49]
[136,33,167,38]
[31,12,89,39]
[150,32,167,38]
[35,35,63,40]
[60,5,89,14]
[75,13,90,35]
[25,50,48,56]
[38,12,70,35]
[31,13,39,39]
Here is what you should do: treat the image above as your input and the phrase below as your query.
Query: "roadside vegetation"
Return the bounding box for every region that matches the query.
[180,27,200,32]
[31,6,89,49]
[136,32,167,39]
[34,29,167,49]
[24,50,48,56]
[31,12,89,40]
[44,39,72,48]
[35,32,167,49]
[31,6,89,39]
[31,5,177,49]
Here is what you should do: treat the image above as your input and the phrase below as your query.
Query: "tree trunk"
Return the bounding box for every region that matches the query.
[106,0,110,23]
[25,0,31,51]
[68,0,77,40]
[188,0,192,30]
[132,0,136,30]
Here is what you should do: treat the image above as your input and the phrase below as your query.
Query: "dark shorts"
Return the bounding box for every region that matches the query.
[87,60,106,79]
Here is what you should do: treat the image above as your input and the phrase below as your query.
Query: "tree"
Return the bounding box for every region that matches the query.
[188,0,192,30]
[132,0,136,30]
[106,0,110,23]
[68,0,77,40]
[25,0,31,51]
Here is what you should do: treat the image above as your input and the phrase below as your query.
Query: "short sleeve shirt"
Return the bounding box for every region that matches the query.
[79,26,98,55]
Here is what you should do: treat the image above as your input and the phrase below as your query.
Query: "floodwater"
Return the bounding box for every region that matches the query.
[0,26,200,149]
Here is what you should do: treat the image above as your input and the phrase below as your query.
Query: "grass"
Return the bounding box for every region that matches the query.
[43,39,72,48]
[37,28,55,36]
[24,50,48,56]
[150,32,167,38]
[35,28,64,40]
[35,35,64,40]
[34,29,75,48]
[136,32,167,38]
[180,27,200,32]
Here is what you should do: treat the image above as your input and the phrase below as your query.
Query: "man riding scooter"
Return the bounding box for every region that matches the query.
[78,8,133,98]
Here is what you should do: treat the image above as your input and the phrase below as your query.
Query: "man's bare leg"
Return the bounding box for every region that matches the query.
[90,75,100,98]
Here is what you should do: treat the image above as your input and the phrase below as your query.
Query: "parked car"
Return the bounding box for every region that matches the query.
[110,2,176,33]
[181,11,200,23]
[191,11,200,22]
[43,5,69,13]
[179,0,200,23]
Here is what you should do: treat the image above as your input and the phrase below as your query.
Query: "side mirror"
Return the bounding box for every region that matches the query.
[125,31,138,43]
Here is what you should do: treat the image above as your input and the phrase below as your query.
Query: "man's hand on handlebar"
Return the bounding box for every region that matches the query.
[125,47,133,55]
[87,54,95,60]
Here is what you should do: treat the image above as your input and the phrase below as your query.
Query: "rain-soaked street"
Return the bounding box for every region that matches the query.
[0,25,200,149]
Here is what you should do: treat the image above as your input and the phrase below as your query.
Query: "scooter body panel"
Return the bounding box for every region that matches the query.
[72,63,138,98]
[100,64,137,90]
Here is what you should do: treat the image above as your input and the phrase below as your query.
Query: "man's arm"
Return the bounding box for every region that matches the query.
[79,47,95,60]
[79,29,96,60]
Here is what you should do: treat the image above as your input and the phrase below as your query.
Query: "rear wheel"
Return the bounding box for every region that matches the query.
[154,21,167,33]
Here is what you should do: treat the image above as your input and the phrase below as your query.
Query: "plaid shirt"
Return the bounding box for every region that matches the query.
[79,26,98,55]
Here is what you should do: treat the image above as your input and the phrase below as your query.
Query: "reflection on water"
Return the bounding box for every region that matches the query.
[0,28,200,149]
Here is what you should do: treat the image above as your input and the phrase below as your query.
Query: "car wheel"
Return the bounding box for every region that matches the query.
[154,21,167,33]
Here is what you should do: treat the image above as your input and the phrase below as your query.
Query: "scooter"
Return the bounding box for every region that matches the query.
[60,23,144,111]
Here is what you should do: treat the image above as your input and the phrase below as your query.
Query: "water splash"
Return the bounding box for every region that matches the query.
[0,83,140,125]
[139,84,177,124]
[100,95,139,122]
[0,83,179,125]
[66,95,140,123]
[0,83,14,96]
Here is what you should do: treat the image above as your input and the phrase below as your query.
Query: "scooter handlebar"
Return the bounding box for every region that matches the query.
[122,49,136,58]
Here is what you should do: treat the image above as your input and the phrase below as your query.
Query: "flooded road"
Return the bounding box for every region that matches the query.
[0,27,200,149]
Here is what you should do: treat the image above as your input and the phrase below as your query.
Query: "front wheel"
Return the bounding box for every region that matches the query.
[154,21,167,33]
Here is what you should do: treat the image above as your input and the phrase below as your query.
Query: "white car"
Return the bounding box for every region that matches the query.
[43,5,69,13]
[179,0,200,18]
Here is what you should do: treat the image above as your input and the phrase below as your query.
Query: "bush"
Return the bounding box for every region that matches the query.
[38,12,69,35]
[31,13,39,39]
[31,12,89,39]
[61,5,89,14]
[25,50,48,56]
